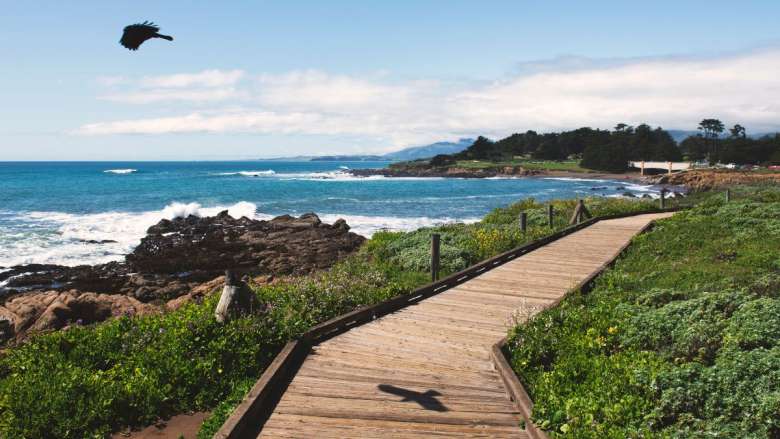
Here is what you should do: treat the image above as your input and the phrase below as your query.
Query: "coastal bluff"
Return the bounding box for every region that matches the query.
[0,212,364,345]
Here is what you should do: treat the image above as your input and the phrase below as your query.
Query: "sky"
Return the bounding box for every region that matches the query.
[2,0,780,160]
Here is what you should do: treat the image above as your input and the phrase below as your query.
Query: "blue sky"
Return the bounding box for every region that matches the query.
[2,1,780,160]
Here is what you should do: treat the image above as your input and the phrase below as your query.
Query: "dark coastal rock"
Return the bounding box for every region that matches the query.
[0,213,364,343]
[78,239,118,244]
[127,212,364,276]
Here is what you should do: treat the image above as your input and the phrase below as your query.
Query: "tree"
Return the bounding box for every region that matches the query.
[532,134,565,160]
[729,124,746,139]
[458,136,500,160]
[698,118,725,162]
[429,154,455,167]
[580,141,628,172]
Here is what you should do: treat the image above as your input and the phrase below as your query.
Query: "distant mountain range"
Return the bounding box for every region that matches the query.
[266,138,475,162]
[381,138,475,161]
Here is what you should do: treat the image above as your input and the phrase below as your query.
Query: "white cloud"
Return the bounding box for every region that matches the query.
[140,69,245,88]
[99,88,243,104]
[256,70,413,111]
[78,49,780,148]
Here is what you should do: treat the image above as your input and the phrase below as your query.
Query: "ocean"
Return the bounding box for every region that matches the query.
[0,161,656,268]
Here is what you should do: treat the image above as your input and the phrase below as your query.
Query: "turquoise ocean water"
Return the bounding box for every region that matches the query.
[0,161,654,267]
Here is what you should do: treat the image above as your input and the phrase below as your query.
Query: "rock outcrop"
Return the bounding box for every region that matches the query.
[0,212,364,343]
[0,290,156,343]
[646,170,780,191]
[127,211,363,276]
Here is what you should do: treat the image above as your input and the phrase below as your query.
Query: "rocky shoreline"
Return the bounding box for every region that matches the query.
[352,165,779,193]
[643,169,780,191]
[350,165,543,178]
[0,211,364,345]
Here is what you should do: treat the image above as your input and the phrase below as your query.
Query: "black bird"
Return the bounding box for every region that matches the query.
[120,21,173,50]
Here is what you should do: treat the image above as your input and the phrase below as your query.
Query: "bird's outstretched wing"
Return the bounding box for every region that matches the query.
[120,21,163,50]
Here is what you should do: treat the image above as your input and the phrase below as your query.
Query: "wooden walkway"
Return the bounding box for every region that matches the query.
[257,213,672,438]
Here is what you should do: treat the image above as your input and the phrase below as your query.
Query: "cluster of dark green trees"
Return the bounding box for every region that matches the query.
[429,119,780,172]
[681,119,780,165]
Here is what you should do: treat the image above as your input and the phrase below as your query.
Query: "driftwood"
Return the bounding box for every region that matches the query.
[215,270,258,323]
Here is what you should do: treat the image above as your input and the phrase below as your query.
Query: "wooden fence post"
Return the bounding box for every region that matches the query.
[570,199,589,224]
[431,233,440,282]
[659,189,666,209]
[215,270,237,323]
[519,212,527,233]
[725,189,731,202]
[547,205,554,227]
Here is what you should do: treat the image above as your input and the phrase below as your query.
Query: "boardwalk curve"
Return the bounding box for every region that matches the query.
[246,213,673,438]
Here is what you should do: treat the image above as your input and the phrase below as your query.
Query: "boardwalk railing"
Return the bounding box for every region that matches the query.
[214,206,680,439]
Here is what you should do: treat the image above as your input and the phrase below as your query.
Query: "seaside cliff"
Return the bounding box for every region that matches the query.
[0,212,364,345]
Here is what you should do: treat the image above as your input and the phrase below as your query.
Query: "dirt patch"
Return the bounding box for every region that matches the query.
[112,412,209,439]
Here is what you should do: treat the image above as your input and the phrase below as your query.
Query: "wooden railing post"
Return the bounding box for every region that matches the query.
[725,189,731,202]
[431,233,440,282]
[547,205,554,227]
[215,270,237,323]
[519,212,527,233]
[570,199,588,224]
[659,189,666,209]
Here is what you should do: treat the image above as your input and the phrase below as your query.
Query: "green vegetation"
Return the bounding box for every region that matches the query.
[507,186,780,438]
[424,124,683,173]
[0,195,665,438]
[366,197,660,275]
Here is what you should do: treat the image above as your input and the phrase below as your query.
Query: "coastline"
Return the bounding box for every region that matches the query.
[350,165,648,184]
[533,169,645,183]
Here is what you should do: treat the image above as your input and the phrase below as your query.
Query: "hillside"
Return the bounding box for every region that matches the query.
[304,138,474,162]
[381,138,474,161]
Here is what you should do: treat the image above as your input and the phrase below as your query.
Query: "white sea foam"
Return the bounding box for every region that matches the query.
[319,214,480,238]
[0,201,474,266]
[103,168,137,174]
[217,170,276,177]
[216,169,447,181]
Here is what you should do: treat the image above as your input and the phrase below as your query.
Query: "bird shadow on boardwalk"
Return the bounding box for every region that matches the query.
[377,384,448,412]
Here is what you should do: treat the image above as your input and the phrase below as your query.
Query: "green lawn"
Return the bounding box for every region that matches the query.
[453,159,592,172]
[507,186,780,438]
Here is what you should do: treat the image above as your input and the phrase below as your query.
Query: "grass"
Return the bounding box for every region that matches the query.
[0,195,667,438]
[454,159,591,172]
[506,186,780,438]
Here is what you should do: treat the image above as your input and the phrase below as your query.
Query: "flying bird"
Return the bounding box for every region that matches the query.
[120,21,173,50]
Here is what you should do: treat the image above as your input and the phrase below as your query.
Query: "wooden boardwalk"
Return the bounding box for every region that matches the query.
[257,213,672,438]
